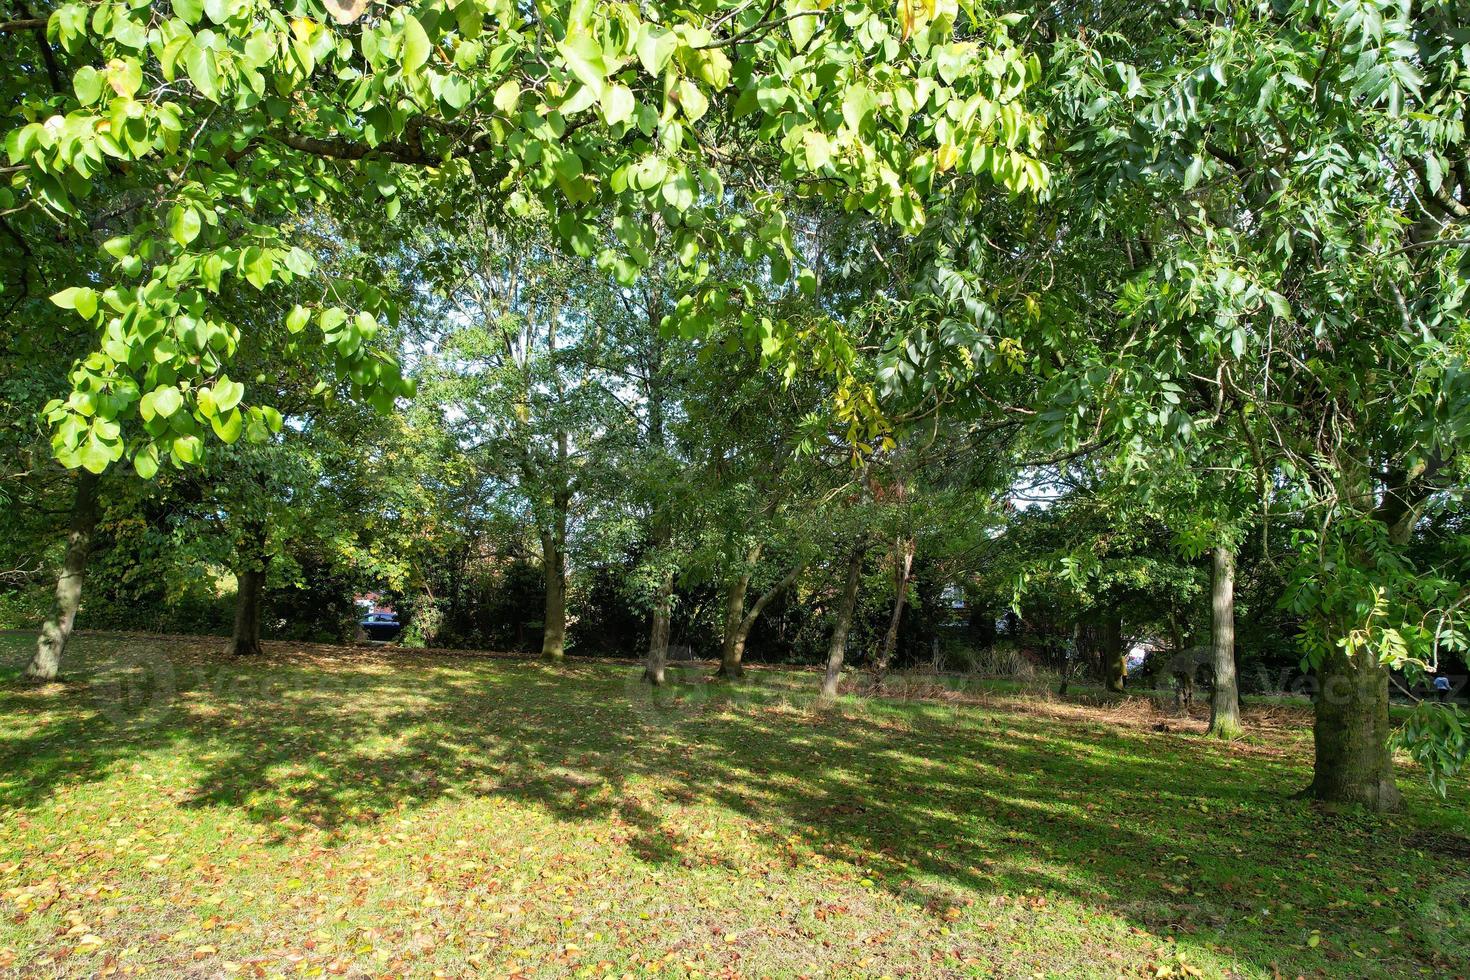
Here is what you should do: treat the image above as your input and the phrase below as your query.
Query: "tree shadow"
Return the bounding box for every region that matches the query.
[1,634,1465,976]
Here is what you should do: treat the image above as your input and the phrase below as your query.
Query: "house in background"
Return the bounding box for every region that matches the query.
[354,593,395,616]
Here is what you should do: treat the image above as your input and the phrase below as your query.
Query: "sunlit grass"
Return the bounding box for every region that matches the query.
[0,633,1466,978]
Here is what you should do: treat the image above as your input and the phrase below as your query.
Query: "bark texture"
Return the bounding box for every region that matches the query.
[1305,465,1430,809]
[24,471,100,681]
[718,560,801,679]
[1207,544,1243,739]
[820,548,864,698]
[540,519,567,661]
[875,536,915,674]
[644,567,672,686]
[717,569,752,678]
[229,519,269,657]
[1308,644,1401,810]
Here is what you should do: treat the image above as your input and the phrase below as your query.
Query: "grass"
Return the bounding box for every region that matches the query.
[1,633,1467,979]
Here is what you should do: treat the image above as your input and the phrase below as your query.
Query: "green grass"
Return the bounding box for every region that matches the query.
[1,633,1467,978]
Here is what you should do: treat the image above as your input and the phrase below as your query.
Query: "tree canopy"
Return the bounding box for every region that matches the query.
[3,0,1468,812]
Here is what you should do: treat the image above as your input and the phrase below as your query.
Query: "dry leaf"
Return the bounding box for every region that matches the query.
[323,0,370,24]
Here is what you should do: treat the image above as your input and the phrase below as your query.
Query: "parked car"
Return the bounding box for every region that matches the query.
[360,612,402,642]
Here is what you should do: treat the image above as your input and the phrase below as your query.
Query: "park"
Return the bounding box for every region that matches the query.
[1,0,1468,976]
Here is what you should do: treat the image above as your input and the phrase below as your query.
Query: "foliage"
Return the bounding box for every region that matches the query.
[3,0,1046,476]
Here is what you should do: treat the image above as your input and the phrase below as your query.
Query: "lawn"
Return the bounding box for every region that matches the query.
[1,634,1467,978]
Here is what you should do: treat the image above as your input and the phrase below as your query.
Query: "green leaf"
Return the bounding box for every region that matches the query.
[79,437,112,474]
[695,49,730,90]
[676,79,708,122]
[601,83,635,126]
[401,14,432,74]
[133,445,159,479]
[213,377,244,412]
[169,205,202,246]
[241,246,273,289]
[493,79,520,113]
[797,267,818,296]
[557,33,607,98]
[661,169,696,211]
[440,75,471,110]
[184,43,219,102]
[842,84,876,131]
[151,386,183,419]
[51,287,98,318]
[636,26,677,78]
[629,155,667,192]
[354,309,379,339]
[788,7,817,51]
[211,407,243,443]
[173,0,204,24]
[286,305,310,333]
[107,57,143,98]
[1183,154,1204,190]
[73,66,103,106]
[802,128,831,170]
[172,434,202,464]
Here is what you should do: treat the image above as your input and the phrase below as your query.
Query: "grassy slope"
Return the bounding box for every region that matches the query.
[0,634,1466,979]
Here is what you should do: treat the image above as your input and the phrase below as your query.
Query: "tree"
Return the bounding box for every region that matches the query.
[987,472,1206,693]
[412,203,630,661]
[1047,1,1469,805]
[821,541,868,699]
[3,0,1045,480]
[22,470,99,680]
[1208,542,1240,739]
[854,1,1469,802]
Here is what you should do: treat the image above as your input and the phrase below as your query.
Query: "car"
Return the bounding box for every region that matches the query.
[359,612,402,641]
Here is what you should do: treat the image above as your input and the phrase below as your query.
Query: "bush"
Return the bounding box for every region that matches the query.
[945,638,1036,679]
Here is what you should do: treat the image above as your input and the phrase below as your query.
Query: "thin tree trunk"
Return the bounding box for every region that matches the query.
[229,519,269,657]
[540,302,572,661]
[719,560,802,679]
[640,301,673,687]
[821,547,864,698]
[1207,544,1242,739]
[1100,610,1125,693]
[24,471,100,681]
[644,566,672,686]
[875,536,915,674]
[718,568,753,679]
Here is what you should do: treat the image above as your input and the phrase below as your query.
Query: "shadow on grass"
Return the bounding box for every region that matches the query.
[1,633,1466,976]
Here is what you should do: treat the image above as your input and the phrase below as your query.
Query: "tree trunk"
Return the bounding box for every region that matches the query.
[718,559,802,680]
[820,548,864,698]
[1100,610,1125,693]
[24,471,101,681]
[644,568,672,686]
[229,519,269,657]
[717,570,752,679]
[1304,467,1423,809]
[875,536,914,674]
[540,526,567,661]
[1207,544,1242,739]
[1308,644,1400,810]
